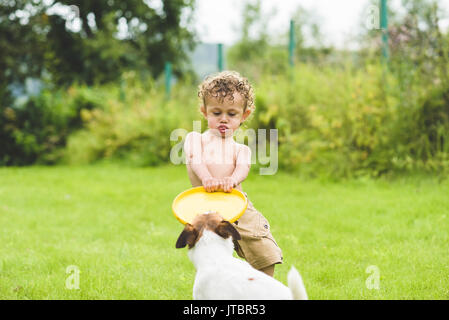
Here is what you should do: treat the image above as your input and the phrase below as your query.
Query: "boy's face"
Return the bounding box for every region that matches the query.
[201,92,251,138]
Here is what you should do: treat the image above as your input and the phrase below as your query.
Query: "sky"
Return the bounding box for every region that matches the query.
[193,0,449,48]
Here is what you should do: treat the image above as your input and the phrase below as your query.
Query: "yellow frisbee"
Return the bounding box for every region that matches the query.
[172,186,248,225]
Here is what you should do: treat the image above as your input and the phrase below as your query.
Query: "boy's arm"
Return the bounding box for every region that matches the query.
[230,144,251,186]
[222,145,251,192]
[184,132,213,182]
[185,132,223,193]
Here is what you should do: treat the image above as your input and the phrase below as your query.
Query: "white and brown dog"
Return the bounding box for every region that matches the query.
[176,212,308,300]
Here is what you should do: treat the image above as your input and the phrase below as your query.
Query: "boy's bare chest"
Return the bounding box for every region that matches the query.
[202,140,237,165]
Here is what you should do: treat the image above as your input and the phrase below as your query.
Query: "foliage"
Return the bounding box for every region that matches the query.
[2,58,449,177]
[64,72,202,166]
[227,1,334,81]
[225,0,449,177]
[0,0,197,165]
[225,0,276,80]
[0,84,108,165]
[0,0,196,92]
[2,0,449,178]
[251,63,448,177]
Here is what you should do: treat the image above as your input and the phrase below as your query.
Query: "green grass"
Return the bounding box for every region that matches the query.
[0,165,448,299]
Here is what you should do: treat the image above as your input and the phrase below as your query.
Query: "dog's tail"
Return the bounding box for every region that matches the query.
[287,266,308,300]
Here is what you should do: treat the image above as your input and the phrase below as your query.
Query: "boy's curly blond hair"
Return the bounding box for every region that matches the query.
[198,71,255,114]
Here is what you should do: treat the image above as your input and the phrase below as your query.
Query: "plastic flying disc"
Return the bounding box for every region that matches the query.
[172,186,248,225]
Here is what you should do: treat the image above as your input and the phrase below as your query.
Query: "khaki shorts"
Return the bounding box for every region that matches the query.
[233,192,283,270]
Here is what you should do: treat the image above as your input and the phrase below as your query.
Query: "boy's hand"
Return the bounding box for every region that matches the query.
[202,177,222,193]
[222,177,238,193]
[202,177,238,193]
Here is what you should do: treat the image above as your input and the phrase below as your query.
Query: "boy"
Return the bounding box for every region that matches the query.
[183,71,283,277]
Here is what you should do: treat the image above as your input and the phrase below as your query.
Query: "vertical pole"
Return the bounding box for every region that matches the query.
[289,20,295,67]
[165,61,172,99]
[218,43,224,71]
[380,0,389,61]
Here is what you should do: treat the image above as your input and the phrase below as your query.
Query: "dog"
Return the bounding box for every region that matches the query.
[176,212,308,300]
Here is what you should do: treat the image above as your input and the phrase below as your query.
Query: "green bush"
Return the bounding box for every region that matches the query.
[251,63,449,177]
[2,62,448,178]
[0,84,107,165]
[64,73,202,166]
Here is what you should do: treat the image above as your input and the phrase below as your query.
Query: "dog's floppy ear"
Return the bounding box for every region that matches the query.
[176,224,198,249]
[215,220,241,241]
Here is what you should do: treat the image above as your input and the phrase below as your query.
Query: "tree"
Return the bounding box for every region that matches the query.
[0,0,196,90]
[0,0,197,166]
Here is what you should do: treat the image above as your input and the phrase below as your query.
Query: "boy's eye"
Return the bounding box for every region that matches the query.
[228,113,236,116]
[213,112,221,115]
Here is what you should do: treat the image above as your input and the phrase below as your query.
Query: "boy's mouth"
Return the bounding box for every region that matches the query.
[218,125,228,133]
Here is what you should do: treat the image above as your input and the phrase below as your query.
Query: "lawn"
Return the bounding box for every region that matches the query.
[0,164,448,299]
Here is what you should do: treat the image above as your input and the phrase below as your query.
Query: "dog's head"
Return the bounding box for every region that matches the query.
[175,212,241,249]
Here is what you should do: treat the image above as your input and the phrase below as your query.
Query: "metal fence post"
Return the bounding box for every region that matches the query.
[289,20,295,67]
[165,61,172,99]
[380,0,389,61]
[218,43,224,71]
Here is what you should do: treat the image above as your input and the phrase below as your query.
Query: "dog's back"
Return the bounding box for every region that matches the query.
[192,250,294,300]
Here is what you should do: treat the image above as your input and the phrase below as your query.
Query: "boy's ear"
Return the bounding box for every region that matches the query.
[215,220,241,242]
[176,224,198,249]
[242,107,252,121]
[200,105,207,118]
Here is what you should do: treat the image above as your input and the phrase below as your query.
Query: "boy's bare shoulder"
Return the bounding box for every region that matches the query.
[184,131,203,146]
[185,131,213,141]
[234,141,251,165]
[185,131,202,140]
[234,140,250,152]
